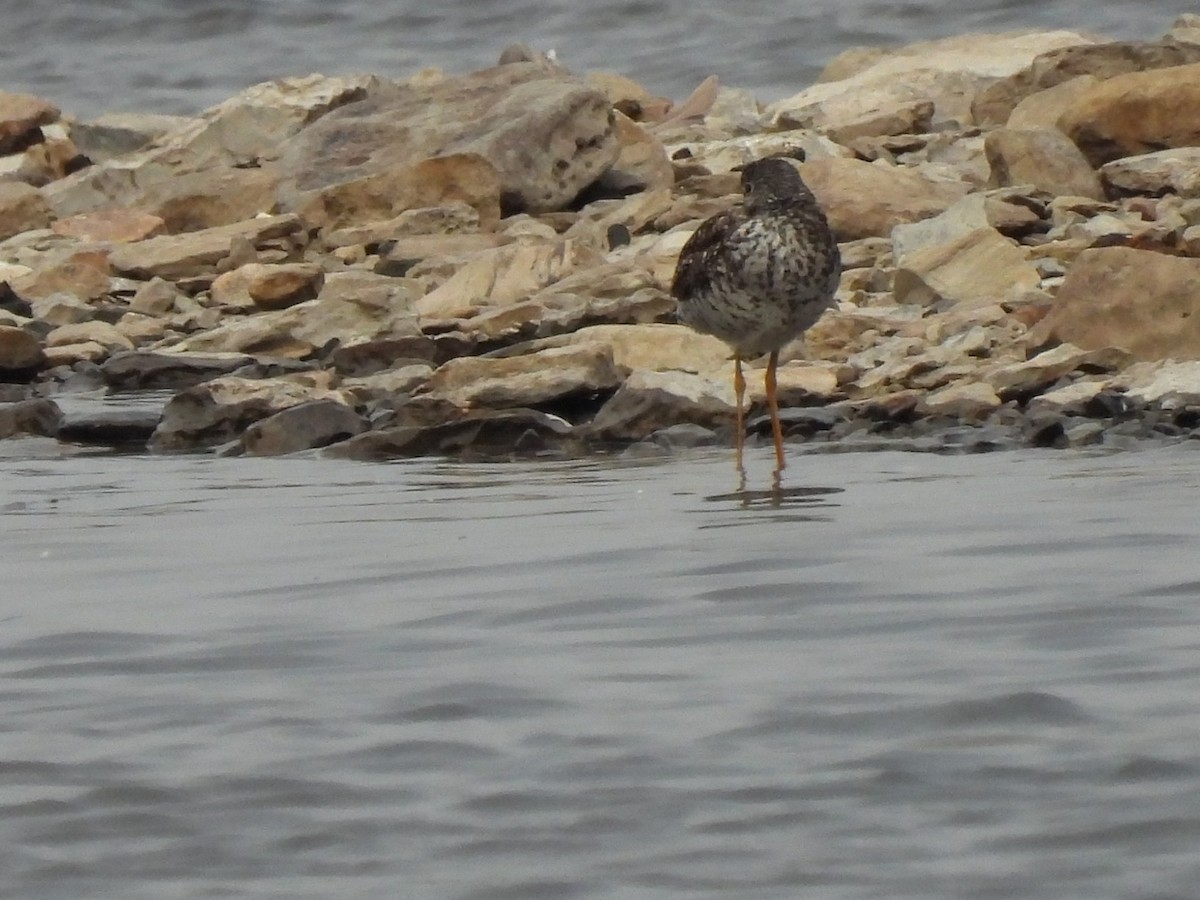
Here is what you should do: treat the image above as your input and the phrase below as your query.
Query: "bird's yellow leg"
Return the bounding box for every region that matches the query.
[733,354,746,472]
[766,349,786,472]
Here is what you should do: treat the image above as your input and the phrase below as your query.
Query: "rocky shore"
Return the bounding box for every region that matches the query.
[5,18,1200,460]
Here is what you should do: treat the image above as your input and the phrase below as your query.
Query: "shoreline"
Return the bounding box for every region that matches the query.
[4,19,1200,461]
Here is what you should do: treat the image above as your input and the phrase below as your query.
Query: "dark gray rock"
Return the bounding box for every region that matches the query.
[241,399,368,456]
[326,408,573,460]
[0,398,62,439]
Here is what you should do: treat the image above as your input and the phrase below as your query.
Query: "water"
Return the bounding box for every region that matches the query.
[4,442,1200,898]
[2,0,1199,116]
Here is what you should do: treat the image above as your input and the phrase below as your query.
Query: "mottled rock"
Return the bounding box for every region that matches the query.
[1100,148,1200,198]
[45,321,135,353]
[984,128,1103,199]
[9,248,112,302]
[0,181,52,240]
[1034,247,1200,361]
[107,214,304,280]
[1121,360,1200,404]
[68,112,191,161]
[28,291,93,326]
[893,227,1040,308]
[596,111,674,195]
[1058,63,1200,167]
[0,91,59,154]
[0,325,44,373]
[423,342,622,409]
[771,30,1091,130]
[241,398,368,455]
[240,262,325,310]
[802,157,970,240]
[277,63,618,225]
[149,373,350,451]
[891,192,1041,260]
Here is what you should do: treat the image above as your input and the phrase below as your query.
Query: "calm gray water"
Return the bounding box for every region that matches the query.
[3,0,1200,116]
[4,442,1200,899]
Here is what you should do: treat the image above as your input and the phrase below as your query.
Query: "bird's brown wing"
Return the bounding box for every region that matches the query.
[670,208,744,301]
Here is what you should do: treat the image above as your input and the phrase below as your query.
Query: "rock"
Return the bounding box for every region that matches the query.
[1006,75,1100,130]
[57,409,162,446]
[973,39,1200,126]
[0,398,61,438]
[276,63,618,224]
[138,165,282,232]
[1034,247,1200,361]
[44,74,383,217]
[241,398,368,455]
[106,214,304,280]
[984,128,1104,199]
[1058,63,1200,167]
[170,270,421,357]
[594,111,674,195]
[423,342,622,409]
[326,408,573,460]
[0,181,52,240]
[149,373,350,451]
[982,343,1131,397]
[9,248,112,302]
[414,239,600,321]
[893,227,1040,308]
[1027,379,1106,416]
[512,323,732,374]
[28,292,94,326]
[801,157,970,240]
[587,369,734,441]
[891,192,1042,260]
[242,262,325,310]
[44,341,109,366]
[341,363,434,402]
[128,278,185,316]
[1100,148,1200,198]
[917,381,1001,420]
[51,209,167,242]
[0,325,44,373]
[0,90,59,154]
[323,202,482,247]
[770,30,1092,131]
[1121,360,1200,404]
[45,321,135,353]
[68,112,191,161]
[100,350,261,391]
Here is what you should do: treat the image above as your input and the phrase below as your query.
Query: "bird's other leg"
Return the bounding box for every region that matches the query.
[766,349,785,472]
[734,353,746,473]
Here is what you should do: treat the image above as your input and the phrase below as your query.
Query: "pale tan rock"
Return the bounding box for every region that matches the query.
[277,63,619,222]
[423,342,623,408]
[891,192,1040,261]
[893,227,1040,308]
[28,292,93,326]
[51,209,166,242]
[107,214,304,280]
[598,111,674,194]
[341,363,435,402]
[1007,75,1100,129]
[519,323,732,374]
[129,278,184,316]
[982,343,1131,395]
[1100,148,1200,198]
[323,202,482,247]
[1059,62,1200,167]
[46,320,135,352]
[984,128,1103,199]
[1034,247,1200,361]
[0,325,43,371]
[415,239,600,321]
[171,270,422,357]
[973,39,1200,126]
[1120,360,1200,404]
[801,157,970,240]
[43,340,109,366]
[114,312,170,344]
[770,30,1092,131]
[245,262,324,309]
[1027,379,1106,415]
[918,381,1001,419]
[0,90,59,154]
[140,165,282,232]
[0,181,52,240]
[10,249,112,301]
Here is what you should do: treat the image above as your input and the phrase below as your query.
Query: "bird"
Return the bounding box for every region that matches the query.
[671,156,840,472]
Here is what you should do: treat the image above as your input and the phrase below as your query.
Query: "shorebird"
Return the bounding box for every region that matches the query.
[671,157,840,472]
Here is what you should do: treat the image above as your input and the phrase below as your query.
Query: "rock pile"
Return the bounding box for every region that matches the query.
[6,20,1200,458]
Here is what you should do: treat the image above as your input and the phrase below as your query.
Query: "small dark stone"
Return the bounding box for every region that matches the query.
[0,283,32,318]
[1026,415,1068,448]
[606,223,631,249]
[1083,390,1133,419]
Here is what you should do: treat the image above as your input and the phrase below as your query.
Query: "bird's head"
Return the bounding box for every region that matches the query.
[739,157,815,213]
